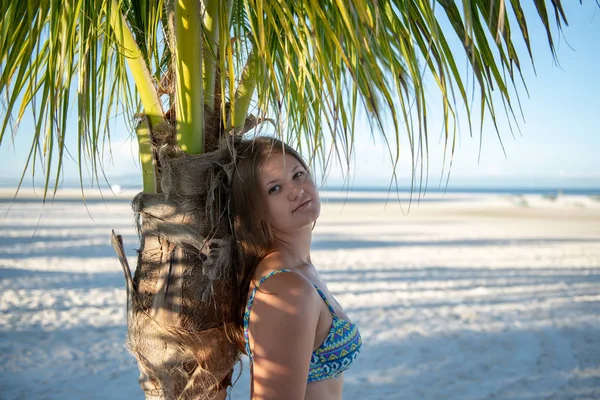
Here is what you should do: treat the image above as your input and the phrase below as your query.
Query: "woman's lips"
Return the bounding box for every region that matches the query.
[293,199,311,213]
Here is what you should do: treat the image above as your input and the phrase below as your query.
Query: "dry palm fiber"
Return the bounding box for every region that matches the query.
[117,138,241,399]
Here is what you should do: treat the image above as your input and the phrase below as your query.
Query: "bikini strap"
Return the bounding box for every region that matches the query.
[314,286,337,315]
[243,268,337,361]
[257,268,292,287]
[243,269,292,360]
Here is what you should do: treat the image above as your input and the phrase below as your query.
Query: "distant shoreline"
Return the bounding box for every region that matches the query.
[0,186,599,206]
[0,184,598,197]
[321,186,600,196]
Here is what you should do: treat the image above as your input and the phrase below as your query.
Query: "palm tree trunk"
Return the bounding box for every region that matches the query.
[113,142,241,398]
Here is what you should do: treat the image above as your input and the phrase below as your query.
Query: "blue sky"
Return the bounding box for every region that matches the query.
[319,3,600,189]
[1,3,599,190]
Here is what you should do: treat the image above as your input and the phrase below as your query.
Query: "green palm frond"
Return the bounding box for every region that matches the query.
[0,0,579,198]
[225,0,570,190]
[0,0,165,197]
[121,0,165,75]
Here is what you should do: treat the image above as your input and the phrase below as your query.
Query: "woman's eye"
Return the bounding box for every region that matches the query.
[293,171,305,180]
[268,185,281,194]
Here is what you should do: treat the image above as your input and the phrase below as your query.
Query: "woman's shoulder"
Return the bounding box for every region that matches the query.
[246,261,322,399]
[251,256,319,309]
[254,267,315,298]
[248,268,320,340]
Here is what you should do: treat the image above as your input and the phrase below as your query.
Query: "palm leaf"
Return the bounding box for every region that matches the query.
[223,0,573,191]
[0,0,581,197]
[0,0,165,197]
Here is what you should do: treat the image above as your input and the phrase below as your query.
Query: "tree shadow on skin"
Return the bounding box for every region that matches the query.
[242,280,308,398]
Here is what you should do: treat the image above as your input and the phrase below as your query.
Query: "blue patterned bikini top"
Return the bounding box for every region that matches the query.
[243,269,362,383]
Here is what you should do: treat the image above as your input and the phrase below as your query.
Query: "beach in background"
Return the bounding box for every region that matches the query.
[1,187,599,399]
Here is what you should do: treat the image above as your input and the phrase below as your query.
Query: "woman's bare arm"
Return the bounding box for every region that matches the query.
[248,272,320,400]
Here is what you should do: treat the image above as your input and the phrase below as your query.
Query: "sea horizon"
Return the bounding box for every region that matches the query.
[1,182,599,197]
[2,171,599,197]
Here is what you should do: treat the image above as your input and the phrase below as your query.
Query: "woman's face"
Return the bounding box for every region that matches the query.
[258,151,320,233]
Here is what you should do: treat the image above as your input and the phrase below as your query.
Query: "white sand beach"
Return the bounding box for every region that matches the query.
[1,188,599,399]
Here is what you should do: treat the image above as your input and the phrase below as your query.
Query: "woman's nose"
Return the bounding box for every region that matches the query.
[288,183,304,200]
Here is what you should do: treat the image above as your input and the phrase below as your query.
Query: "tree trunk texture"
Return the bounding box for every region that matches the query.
[112,143,240,399]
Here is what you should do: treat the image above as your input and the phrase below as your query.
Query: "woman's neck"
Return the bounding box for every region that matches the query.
[271,227,312,265]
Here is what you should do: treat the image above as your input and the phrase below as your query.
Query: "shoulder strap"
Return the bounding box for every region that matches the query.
[242,269,337,360]
[256,268,292,288]
[243,269,292,360]
[313,286,336,315]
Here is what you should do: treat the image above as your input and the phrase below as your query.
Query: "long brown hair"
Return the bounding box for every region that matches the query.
[227,136,309,352]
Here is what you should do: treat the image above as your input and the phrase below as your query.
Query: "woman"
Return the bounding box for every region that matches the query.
[228,137,362,399]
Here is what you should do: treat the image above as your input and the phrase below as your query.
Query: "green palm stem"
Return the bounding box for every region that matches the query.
[175,0,205,155]
[136,118,156,193]
[231,48,257,132]
[202,0,219,113]
[107,0,165,192]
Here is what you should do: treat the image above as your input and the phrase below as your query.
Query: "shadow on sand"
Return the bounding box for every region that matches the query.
[1,220,599,399]
[311,233,600,251]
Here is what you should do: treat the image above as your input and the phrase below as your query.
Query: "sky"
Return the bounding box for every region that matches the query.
[319,2,600,189]
[1,3,599,191]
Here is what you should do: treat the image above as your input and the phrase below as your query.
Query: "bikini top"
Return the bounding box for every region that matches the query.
[243,269,362,383]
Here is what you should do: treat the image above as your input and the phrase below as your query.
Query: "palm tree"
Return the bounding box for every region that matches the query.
[0,0,581,398]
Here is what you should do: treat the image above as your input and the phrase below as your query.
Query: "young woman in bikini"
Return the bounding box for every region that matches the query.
[229,137,362,399]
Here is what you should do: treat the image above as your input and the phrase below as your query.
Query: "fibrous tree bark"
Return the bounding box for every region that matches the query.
[112,128,242,399]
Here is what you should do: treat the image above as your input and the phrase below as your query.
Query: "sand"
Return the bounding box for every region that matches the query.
[1,188,599,399]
